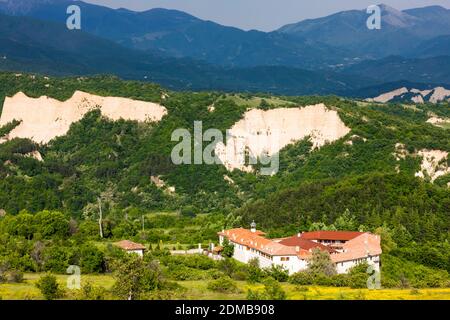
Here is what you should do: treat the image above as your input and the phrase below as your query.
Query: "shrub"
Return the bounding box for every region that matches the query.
[264,265,289,282]
[290,271,350,287]
[348,262,371,289]
[77,281,108,300]
[289,271,314,285]
[36,274,63,300]
[247,278,287,300]
[231,270,248,281]
[34,211,69,239]
[382,254,450,288]
[6,270,24,283]
[79,244,104,273]
[247,258,264,283]
[180,206,198,218]
[112,255,165,300]
[348,273,369,289]
[161,254,216,270]
[263,278,287,300]
[329,274,349,287]
[307,249,336,276]
[112,221,138,239]
[42,246,72,273]
[207,277,239,293]
[221,239,234,258]
[164,264,208,281]
[218,258,238,277]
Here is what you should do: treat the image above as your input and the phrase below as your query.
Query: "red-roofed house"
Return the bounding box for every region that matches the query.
[114,240,146,257]
[218,223,381,275]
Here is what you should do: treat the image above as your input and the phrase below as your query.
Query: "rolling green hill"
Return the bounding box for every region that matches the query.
[0,72,448,217]
[0,72,449,289]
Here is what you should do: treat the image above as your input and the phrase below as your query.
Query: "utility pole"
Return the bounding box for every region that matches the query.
[142,215,145,232]
[98,197,103,238]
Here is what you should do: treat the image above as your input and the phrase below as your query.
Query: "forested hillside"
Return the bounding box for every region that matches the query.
[0,72,450,289]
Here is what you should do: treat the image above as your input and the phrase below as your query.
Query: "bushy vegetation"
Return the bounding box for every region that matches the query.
[36,274,63,300]
[247,278,287,300]
[0,72,449,297]
[207,277,240,293]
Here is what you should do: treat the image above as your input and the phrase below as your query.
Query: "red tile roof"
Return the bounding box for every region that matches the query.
[218,229,381,263]
[300,231,364,241]
[331,233,382,263]
[218,228,300,257]
[278,236,336,253]
[114,240,146,251]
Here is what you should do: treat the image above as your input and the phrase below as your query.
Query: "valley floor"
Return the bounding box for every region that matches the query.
[1,274,450,300]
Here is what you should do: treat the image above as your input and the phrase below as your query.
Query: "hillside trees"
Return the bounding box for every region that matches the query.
[112,254,164,300]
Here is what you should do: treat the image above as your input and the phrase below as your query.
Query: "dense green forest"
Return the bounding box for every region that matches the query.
[0,71,449,292]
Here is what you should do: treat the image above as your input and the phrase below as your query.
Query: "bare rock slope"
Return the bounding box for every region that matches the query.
[367,87,450,104]
[0,91,167,144]
[215,104,351,172]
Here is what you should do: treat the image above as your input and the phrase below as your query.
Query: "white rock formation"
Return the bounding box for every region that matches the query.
[415,149,449,182]
[429,87,450,103]
[0,91,167,144]
[215,104,351,172]
[150,175,175,193]
[411,95,424,104]
[427,116,450,128]
[367,87,409,103]
[410,89,432,96]
[24,150,43,162]
[393,143,408,161]
[367,87,450,104]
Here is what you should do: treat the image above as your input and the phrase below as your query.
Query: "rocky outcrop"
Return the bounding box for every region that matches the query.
[0,91,167,144]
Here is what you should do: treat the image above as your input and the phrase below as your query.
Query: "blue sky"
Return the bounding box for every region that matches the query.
[84,0,450,31]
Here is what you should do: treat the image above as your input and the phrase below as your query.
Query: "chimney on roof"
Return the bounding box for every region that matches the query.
[250,220,256,233]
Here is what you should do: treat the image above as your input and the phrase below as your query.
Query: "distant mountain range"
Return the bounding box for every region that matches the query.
[0,13,373,95]
[279,4,450,59]
[0,0,351,69]
[1,0,450,97]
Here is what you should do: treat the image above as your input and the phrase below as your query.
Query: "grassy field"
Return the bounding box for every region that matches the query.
[1,274,450,300]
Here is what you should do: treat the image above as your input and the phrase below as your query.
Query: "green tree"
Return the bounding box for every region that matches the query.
[375,224,397,253]
[247,258,264,283]
[265,264,289,282]
[36,274,62,300]
[207,277,239,293]
[307,248,336,276]
[334,209,357,231]
[42,246,71,273]
[34,211,69,239]
[112,254,163,300]
[221,238,234,258]
[247,278,287,300]
[79,244,104,273]
[7,211,35,239]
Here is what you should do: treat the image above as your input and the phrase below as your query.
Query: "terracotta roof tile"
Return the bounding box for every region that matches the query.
[300,231,364,241]
[330,233,382,263]
[278,236,336,253]
[218,228,298,256]
[114,240,146,251]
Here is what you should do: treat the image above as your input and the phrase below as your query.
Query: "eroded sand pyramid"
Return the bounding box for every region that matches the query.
[0,91,167,144]
[215,104,351,172]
